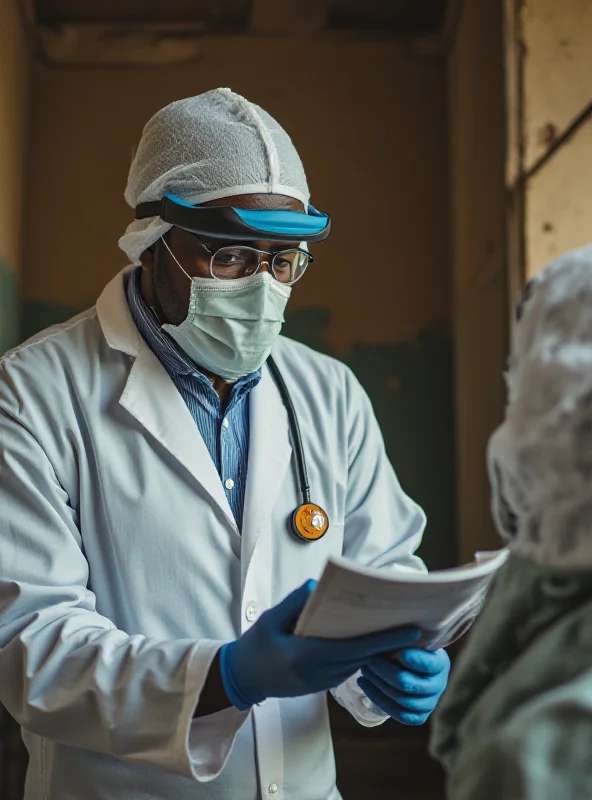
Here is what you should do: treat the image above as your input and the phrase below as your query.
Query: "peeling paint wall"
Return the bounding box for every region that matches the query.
[448,0,508,562]
[0,0,29,354]
[520,0,592,277]
[23,37,455,567]
[522,0,592,171]
[526,117,592,270]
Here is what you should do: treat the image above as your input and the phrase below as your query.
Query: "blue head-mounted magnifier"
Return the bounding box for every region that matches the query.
[135,193,331,243]
[134,192,332,544]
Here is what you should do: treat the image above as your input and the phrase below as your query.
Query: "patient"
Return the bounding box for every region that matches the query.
[430,245,592,799]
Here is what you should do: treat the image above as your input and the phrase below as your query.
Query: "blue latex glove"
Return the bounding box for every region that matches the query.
[220,581,422,711]
[357,647,450,725]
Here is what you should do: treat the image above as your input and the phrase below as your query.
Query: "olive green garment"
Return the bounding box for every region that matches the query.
[430,553,592,800]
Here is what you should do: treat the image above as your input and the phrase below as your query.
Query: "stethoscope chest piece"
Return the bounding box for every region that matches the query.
[291,503,330,543]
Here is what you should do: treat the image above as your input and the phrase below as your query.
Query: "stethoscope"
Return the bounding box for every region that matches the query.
[267,355,330,543]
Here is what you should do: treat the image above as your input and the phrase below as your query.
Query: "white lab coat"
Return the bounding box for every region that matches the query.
[0,268,427,800]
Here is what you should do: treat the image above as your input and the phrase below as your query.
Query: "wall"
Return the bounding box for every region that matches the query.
[449,0,592,562]
[23,35,455,568]
[0,0,29,354]
[520,0,592,277]
[447,0,508,561]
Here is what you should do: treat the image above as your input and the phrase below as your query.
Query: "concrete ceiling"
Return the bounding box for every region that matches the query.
[34,0,449,36]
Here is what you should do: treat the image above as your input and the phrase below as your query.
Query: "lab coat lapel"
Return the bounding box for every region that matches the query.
[95,270,238,535]
[242,363,293,569]
[120,342,239,535]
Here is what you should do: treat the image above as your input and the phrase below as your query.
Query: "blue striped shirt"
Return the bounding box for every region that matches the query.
[125,268,261,530]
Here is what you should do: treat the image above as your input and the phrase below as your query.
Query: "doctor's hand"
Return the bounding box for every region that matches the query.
[219,581,421,712]
[357,647,450,726]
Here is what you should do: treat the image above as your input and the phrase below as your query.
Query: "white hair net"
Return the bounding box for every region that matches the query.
[119,88,310,265]
[487,244,592,568]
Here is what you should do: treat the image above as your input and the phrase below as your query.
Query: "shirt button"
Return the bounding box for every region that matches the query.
[268,784,278,795]
[245,602,257,622]
[222,417,229,428]
[225,478,235,490]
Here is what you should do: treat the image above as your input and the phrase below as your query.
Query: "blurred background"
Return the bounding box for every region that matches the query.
[1,0,591,797]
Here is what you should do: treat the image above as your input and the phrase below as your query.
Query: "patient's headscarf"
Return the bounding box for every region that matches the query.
[488,244,592,568]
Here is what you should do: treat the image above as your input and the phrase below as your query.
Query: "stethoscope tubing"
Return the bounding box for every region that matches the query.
[266,355,311,507]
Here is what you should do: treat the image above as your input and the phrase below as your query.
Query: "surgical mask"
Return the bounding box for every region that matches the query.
[161,268,291,382]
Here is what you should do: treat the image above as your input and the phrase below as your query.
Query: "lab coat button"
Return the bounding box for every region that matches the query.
[268,783,278,795]
[225,478,235,490]
[222,417,229,428]
[245,602,257,622]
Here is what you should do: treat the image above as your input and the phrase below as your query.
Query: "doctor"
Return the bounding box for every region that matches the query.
[0,89,449,800]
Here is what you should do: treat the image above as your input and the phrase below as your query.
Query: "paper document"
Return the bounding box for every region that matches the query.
[294,549,509,650]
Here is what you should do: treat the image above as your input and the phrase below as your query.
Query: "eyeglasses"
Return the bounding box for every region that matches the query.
[195,236,313,286]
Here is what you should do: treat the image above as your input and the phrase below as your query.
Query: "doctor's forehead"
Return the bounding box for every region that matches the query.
[202,193,305,212]
[180,228,302,253]
[174,227,303,253]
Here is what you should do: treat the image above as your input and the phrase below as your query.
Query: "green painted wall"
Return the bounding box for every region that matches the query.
[21,299,456,569]
[284,310,456,569]
[0,258,20,356]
